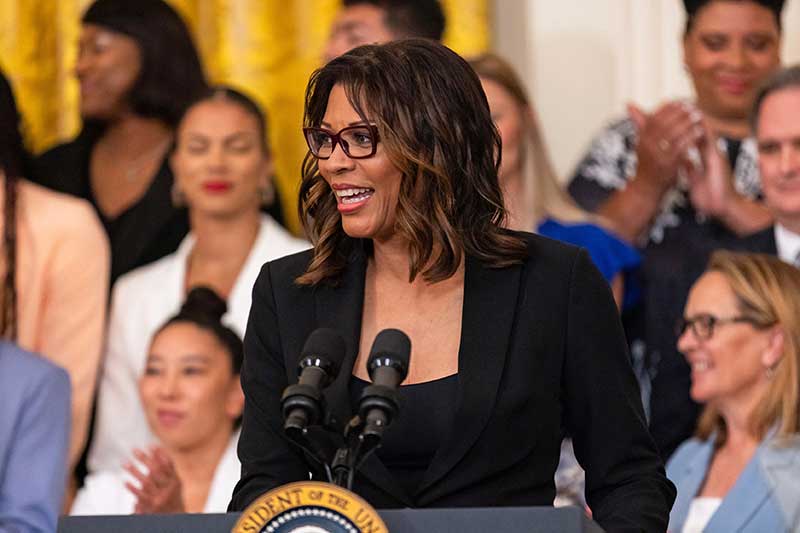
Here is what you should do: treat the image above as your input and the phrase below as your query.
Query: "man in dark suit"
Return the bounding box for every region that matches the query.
[739,65,800,259]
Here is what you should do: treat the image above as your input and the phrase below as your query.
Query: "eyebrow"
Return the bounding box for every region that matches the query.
[185,131,258,140]
[180,354,211,364]
[338,20,369,32]
[145,353,211,364]
[319,120,370,128]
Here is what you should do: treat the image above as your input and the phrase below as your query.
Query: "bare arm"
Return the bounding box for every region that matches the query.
[598,102,703,243]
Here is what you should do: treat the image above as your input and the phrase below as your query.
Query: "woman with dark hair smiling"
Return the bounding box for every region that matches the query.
[231,39,675,531]
[72,287,244,514]
[32,0,207,284]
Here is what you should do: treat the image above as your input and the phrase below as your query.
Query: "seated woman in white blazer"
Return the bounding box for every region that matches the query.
[89,87,309,473]
[73,288,244,514]
[668,251,800,533]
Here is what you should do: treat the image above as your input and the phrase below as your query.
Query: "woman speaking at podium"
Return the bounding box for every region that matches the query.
[231,39,675,531]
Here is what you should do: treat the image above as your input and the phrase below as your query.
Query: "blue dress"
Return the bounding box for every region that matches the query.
[537,218,641,310]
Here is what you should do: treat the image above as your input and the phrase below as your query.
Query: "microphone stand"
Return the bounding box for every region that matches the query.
[330,383,399,490]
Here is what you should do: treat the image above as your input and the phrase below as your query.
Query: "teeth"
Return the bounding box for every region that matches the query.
[335,188,372,198]
[693,361,710,371]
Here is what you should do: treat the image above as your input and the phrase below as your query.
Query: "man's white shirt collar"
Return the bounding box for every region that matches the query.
[773,223,800,265]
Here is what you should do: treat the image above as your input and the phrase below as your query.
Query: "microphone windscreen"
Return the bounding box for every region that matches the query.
[300,327,347,375]
[368,328,411,377]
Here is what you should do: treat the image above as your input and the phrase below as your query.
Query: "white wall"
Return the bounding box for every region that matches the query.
[493,0,800,179]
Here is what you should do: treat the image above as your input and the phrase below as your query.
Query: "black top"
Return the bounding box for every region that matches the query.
[567,117,762,460]
[30,129,286,287]
[230,234,675,532]
[349,374,458,498]
[30,130,189,286]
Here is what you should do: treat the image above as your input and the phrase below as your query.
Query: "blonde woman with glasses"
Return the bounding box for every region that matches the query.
[668,250,800,532]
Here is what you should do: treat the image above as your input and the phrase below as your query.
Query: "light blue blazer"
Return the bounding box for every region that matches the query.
[0,342,71,533]
[667,432,800,532]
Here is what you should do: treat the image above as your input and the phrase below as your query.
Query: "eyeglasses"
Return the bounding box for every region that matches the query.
[675,313,759,340]
[303,125,380,160]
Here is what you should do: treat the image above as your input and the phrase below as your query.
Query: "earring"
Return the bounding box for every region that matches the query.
[171,183,186,207]
[766,365,776,380]
[260,182,275,206]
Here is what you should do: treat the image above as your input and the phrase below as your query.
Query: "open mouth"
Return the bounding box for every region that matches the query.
[335,187,375,204]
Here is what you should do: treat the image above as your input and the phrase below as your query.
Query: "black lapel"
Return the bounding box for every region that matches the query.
[765,226,778,255]
[735,225,777,255]
[416,254,522,499]
[313,244,413,506]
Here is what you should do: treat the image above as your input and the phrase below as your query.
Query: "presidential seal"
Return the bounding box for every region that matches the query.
[232,481,388,533]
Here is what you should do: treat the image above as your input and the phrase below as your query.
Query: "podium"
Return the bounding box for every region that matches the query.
[59,506,604,532]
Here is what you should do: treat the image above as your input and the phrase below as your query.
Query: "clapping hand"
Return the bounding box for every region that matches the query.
[682,116,736,219]
[124,446,185,514]
[628,101,704,193]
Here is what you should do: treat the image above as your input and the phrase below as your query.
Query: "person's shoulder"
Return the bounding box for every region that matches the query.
[733,225,776,254]
[258,215,312,259]
[509,229,591,282]
[539,218,620,243]
[262,247,315,284]
[18,179,103,237]
[112,248,181,301]
[761,433,800,462]
[19,179,90,215]
[516,229,583,263]
[31,133,93,192]
[576,115,637,150]
[0,342,70,396]
[603,116,636,135]
[34,136,86,168]
[539,219,639,262]
[666,437,709,474]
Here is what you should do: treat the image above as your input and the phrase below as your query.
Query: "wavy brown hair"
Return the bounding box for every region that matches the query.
[695,251,800,447]
[297,39,527,286]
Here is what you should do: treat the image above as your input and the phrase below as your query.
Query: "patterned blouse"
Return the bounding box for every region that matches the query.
[568,117,761,246]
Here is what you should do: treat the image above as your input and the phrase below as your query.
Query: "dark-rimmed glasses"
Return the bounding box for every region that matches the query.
[303,125,380,160]
[675,313,759,340]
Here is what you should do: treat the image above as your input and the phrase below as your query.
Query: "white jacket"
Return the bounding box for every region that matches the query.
[88,215,309,473]
[73,432,241,515]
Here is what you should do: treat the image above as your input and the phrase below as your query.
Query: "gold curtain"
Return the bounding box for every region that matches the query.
[0,0,489,233]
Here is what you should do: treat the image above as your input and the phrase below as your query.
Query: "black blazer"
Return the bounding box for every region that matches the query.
[734,225,777,255]
[231,233,675,532]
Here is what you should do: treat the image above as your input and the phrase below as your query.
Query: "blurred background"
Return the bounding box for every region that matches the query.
[2,0,800,233]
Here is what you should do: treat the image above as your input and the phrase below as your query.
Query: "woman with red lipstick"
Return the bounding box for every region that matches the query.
[72,287,244,515]
[87,86,308,477]
[568,0,784,461]
[231,40,675,532]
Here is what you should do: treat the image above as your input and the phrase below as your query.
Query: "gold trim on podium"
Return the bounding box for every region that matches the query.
[233,481,387,533]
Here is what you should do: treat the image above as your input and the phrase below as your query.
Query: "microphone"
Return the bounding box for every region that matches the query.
[358,328,411,444]
[281,328,346,438]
